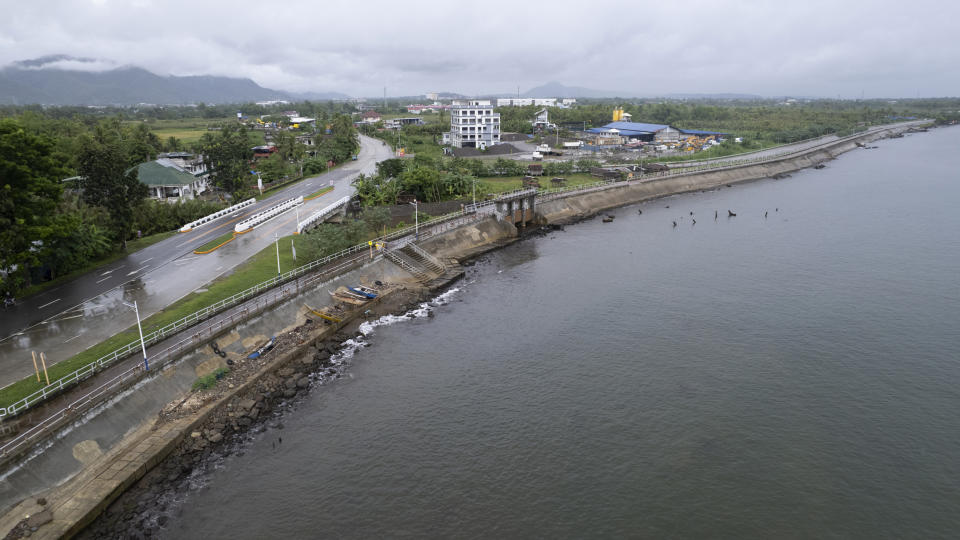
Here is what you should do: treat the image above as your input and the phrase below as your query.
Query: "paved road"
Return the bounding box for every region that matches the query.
[0,135,393,388]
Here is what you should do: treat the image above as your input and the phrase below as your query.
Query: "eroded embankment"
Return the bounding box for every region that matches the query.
[536,127,911,224]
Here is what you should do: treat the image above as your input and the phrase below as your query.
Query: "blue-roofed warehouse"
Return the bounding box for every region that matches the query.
[586,121,728,143]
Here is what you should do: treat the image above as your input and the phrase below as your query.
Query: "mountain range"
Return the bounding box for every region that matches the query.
[520,81,761,100]
[0,55,349,106]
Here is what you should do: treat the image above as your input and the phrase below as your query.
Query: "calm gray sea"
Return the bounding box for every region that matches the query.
[164,127,960,539]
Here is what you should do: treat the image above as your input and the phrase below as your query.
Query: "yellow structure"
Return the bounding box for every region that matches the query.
[612,107,626,122]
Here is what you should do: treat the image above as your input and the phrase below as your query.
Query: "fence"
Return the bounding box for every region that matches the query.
[296,196,350,234]
[235,196,303,233]
[0,202,501,420]
[0,251,372,466]
[179,198,256,232]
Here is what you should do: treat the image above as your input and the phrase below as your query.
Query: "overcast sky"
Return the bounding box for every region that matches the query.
[1,0,956,98]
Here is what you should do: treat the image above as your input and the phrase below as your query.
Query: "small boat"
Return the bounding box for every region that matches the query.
[247,336,276,359]
[329,288,368,305]
[305,303,342,323]
[347,286,377,299]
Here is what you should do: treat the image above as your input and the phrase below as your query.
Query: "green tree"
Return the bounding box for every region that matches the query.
[77,125,149,249]
[359,206,392,234]
[199,123,252,194]
[0,120,64,293]
[257,153,291,182]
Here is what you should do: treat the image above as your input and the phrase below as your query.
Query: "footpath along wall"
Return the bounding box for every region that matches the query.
[535,125,914,223]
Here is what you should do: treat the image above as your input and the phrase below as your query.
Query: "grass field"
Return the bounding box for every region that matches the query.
[478,173,599,195]
[136,118,266,146]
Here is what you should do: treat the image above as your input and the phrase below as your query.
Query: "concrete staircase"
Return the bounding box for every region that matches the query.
[383,243,444,282]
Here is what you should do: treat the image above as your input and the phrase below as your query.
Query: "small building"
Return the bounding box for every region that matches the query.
[135,159,209,201]
[591,127,623,146]
[527,163,543,176]
[156,152,207,176]
[385,117,425,128]
[252,145,278,159]
[532,108,553,130]
[360,111,382,124]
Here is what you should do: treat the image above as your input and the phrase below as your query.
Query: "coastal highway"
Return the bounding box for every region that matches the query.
[0,135,393,388]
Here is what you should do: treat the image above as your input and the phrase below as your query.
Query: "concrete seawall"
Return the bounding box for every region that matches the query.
[536,126,910,223]
[0,121,922,539]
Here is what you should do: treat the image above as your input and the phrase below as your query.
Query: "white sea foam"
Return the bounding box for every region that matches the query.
[331,287,463,365]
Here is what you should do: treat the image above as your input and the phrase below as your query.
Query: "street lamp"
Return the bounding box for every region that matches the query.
[122,300,149,371]
[410,199,418,240]
[275,233,281,278]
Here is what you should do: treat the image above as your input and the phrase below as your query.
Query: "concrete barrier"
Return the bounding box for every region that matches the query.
[179,198,255,232]
[296,196,350,234]
[234,196,303,234]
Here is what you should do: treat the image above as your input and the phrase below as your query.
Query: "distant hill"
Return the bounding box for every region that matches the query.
[663,92,763,100]
[522,81,764,100]
[0,56,349,106]
[522,81,636,99]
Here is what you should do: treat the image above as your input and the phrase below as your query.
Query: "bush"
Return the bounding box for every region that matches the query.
[192,367,230,391]
[132,198,227,236]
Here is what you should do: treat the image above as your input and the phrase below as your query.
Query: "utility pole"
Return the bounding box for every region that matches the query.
[122,301,149,371]
[410,199,419,240]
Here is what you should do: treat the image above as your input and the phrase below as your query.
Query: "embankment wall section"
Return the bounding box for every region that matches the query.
[536,128,898,223]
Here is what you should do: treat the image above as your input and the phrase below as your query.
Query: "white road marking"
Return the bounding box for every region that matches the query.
[64,334,81,343]
[140,257,153,264]
[126,266,150,276]
[38,298,60,309]
[100,269,115,276]
[96,276,112,284]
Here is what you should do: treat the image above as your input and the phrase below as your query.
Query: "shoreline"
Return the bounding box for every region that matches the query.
[0,121,927,539]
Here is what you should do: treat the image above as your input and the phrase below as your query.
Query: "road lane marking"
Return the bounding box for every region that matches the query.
[96,276,112,284]
[100,269,115,276]
[140,257,153,264]
[64,334,81,343]
[126,266,149,276]
[38,298,60,309]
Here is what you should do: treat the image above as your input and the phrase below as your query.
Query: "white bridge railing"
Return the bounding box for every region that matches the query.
[179,198,255,232]
[296,196,350,234]
[235,196,303,233]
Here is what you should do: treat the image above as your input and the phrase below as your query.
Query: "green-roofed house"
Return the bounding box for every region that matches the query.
[135,156,210,201]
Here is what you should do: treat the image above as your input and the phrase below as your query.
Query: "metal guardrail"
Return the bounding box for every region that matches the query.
[0,252,372,465]
[0,206,501,462]
[296,196,350,234]
[179,198,255,232]
[0,204,497,420]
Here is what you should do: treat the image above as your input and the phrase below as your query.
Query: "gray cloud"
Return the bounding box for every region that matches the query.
[1,0,956,98]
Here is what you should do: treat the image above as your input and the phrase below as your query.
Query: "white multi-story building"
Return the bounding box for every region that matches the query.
[448,100,500,149]
[496,97,577,107]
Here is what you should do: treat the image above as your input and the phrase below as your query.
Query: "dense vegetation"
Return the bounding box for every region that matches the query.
[0,104,358,297]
